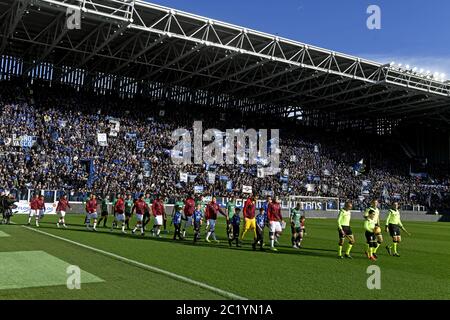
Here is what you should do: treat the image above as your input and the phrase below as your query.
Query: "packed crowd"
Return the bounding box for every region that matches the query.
[1,79,449,210]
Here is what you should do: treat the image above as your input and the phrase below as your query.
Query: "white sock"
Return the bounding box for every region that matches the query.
[141,227,144,234]
[121,224,125,232]
[28,217,31,223]
[133,227,137,232]
[206,231,211,240]
[93,222,97,228]
[156,228,161,236]
[271,239,274,247]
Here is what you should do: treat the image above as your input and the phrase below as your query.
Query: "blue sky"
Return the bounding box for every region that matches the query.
[148,0,450,77]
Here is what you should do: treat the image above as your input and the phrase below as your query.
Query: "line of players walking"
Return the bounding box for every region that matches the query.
[27,193,409,257]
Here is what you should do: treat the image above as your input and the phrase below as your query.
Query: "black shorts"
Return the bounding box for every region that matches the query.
[388,224,401,237]
[143,212,150,219]
[338,226,353,239]
[293,227,301,234]
[365,231,377,244]
[125,212,132,218]
[101,211,108,217]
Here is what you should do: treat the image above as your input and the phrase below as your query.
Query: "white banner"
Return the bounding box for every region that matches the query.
[257,167,265,178]
[242,185,253,194]
[97,133,108,146]
[306,184,316,192]
[109,119,120,137]
[207,172,216,184]
[12,201,56,215]
[180,172,188,183]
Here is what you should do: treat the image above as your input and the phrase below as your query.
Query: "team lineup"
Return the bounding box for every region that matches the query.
[24,193,410,259]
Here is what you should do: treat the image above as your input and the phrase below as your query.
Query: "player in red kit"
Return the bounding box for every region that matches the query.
[37,195,45,226]
[151,195,165,237]
[56,195,71,228]
[85,195,98,231]
[268,196,284,251]
[182,194,195,238]
[205,196,227,243]
[28,194,40,226]
[132,195,149,236]
[111,195,127,233]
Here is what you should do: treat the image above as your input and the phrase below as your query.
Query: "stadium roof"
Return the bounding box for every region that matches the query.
[1,0,450,124]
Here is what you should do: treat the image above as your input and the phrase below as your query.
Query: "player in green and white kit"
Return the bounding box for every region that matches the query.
[337,200,355,259]
[226,196,236,241]
[124,194,134,230]
[290,203,304,249]
[364,199,383,258]
[143,193,152,231]
[385,202,410,257]
[111,194,119,229]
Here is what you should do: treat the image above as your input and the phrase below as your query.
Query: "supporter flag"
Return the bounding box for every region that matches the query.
[242,185,253,194]
[262,190,274,197]
[306,184,315,192]
[219,176,229,181]
[314,145,319,153]
[179,172,188,183]
[382,186,390,200]
[353,159,366,176]
[109,119,120,137]
[97,133,108,146]
[194,186,204,194]
[282,183,288,191]
[142,161,151,178]
[125,132,137,140]
[136,140,145,150]
[226,181,233,192]
[257,167,265,178]
[207,173,216,184]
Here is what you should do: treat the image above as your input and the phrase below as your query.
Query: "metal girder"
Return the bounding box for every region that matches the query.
[1,0,450,126]
[119,41,206,88]
[225,64,302,96]
[23,11,67,76]
[198,56,266,91]
[169,51,239,87]
[389,99,450,117]
[0,0,30,55]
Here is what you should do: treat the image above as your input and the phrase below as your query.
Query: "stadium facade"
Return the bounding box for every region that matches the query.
[1,0,450,164]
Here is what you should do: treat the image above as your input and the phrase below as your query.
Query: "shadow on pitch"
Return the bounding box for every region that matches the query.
[22,222,345,260]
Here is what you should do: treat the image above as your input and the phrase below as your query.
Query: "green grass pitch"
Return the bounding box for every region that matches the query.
[1,214,449,300]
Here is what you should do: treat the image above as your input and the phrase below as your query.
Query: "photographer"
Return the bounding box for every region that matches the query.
[1,192,17,224]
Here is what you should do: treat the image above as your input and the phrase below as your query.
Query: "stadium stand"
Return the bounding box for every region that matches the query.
[1,79,449,211]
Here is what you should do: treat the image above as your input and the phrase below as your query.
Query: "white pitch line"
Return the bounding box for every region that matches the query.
[22,226,247,300]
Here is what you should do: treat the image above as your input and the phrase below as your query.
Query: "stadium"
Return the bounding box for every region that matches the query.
[0,0,450,302]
